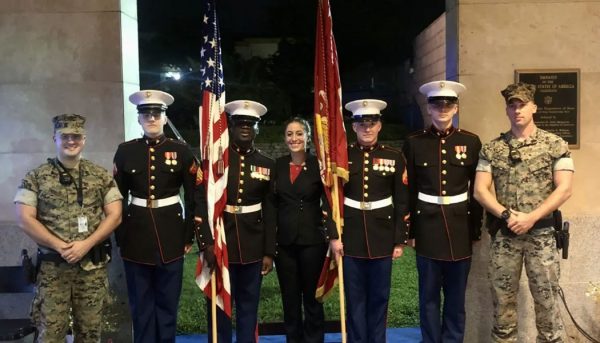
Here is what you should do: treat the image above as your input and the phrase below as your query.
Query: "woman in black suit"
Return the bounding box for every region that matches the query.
[274,117,333,343]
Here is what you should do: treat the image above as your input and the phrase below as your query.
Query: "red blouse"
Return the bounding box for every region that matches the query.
[289,163,304,184]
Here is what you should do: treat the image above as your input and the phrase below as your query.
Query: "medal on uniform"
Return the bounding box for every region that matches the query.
[171,152,178,165]
[251,165,269,180]
[390,160,396,173]
[455,146,462,160]
[77,214,88,233]
[263,166,271,180]
[373,164,379,171]
[461,146,467,159]
[165,152,172,165]
[384,165,390,172]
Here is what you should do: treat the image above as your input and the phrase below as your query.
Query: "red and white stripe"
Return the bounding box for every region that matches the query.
[196,90,232,318]
[196,0,231,318]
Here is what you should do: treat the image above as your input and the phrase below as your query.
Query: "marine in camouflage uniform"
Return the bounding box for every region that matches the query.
[474,83,575,343]
[14,114,123,343]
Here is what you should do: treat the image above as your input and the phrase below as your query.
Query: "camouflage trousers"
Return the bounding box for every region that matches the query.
[489,229,564,343]
[32,261,108,343]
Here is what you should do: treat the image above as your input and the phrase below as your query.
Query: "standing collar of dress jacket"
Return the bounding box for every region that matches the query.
[143,134,167,146]
[232,144,256,156]
[429,124,456,138]
[355,143,380,152]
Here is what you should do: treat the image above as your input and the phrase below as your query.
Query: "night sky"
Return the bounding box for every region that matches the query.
[136,0,445,131]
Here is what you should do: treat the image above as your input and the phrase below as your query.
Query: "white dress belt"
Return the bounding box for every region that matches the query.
[130,195,181,208]
[344,196,393,211]
[225,203,262,214]
[417,191,468,205]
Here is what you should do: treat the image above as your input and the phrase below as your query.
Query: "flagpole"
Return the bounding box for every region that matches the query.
[211,272,217,343]
[331,178,347,343]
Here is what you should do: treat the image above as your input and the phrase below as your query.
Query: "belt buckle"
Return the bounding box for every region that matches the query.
[441,197,450,205]
[147,199,158,208]
[233,206,243,214]
[360,202,371,210]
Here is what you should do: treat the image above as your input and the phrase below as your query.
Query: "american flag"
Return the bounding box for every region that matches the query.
[195,0,232,318]
[313,0,349,302]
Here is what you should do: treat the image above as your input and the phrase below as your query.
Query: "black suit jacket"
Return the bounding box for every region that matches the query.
[273,154,335,246]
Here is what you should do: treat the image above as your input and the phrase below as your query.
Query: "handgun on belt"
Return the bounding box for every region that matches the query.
[560,222,569,259]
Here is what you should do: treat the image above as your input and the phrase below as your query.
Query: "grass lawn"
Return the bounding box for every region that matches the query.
[177,247,419,334]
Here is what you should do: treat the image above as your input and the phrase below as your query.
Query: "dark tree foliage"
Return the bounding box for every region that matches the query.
[136,0,444,135]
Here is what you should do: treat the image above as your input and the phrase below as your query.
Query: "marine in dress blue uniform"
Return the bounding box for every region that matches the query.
[331,99,409,343]
[403,81,483,343]
[207,100,276,343]
[113,90,211,343]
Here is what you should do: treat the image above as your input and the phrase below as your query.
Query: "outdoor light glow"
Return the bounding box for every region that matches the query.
[165,71,181,80]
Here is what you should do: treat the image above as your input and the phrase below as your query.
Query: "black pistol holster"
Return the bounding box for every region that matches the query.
[21,249,36,284]
[553,210,570,259]
[88,239,112,265]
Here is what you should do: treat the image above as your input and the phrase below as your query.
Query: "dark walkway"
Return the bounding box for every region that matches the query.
[177,327,422,342]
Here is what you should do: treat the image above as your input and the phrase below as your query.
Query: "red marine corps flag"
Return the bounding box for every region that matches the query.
[313,0,349,339]
[196,0,232,336]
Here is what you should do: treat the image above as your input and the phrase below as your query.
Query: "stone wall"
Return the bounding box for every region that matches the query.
[413,13,447,127]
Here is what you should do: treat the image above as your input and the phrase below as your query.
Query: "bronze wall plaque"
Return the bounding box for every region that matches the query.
[515,69,580,148]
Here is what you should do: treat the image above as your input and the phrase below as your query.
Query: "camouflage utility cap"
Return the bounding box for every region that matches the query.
[501,82,536,103]
[52,114,86,135]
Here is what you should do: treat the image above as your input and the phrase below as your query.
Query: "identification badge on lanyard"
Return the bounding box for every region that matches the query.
[77,215,88,233]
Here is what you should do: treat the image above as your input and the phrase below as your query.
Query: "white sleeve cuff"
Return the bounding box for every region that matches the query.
[476,159,492,173]
[14,189,37,207]
[554,157,575,172]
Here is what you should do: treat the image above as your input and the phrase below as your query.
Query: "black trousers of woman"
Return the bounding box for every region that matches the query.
[275,242,328,343]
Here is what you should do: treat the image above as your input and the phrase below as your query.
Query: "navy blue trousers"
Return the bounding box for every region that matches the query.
[416,255,471,343]
[343,256,392,343]
[208,261,262,343]
[124,257,184,343]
